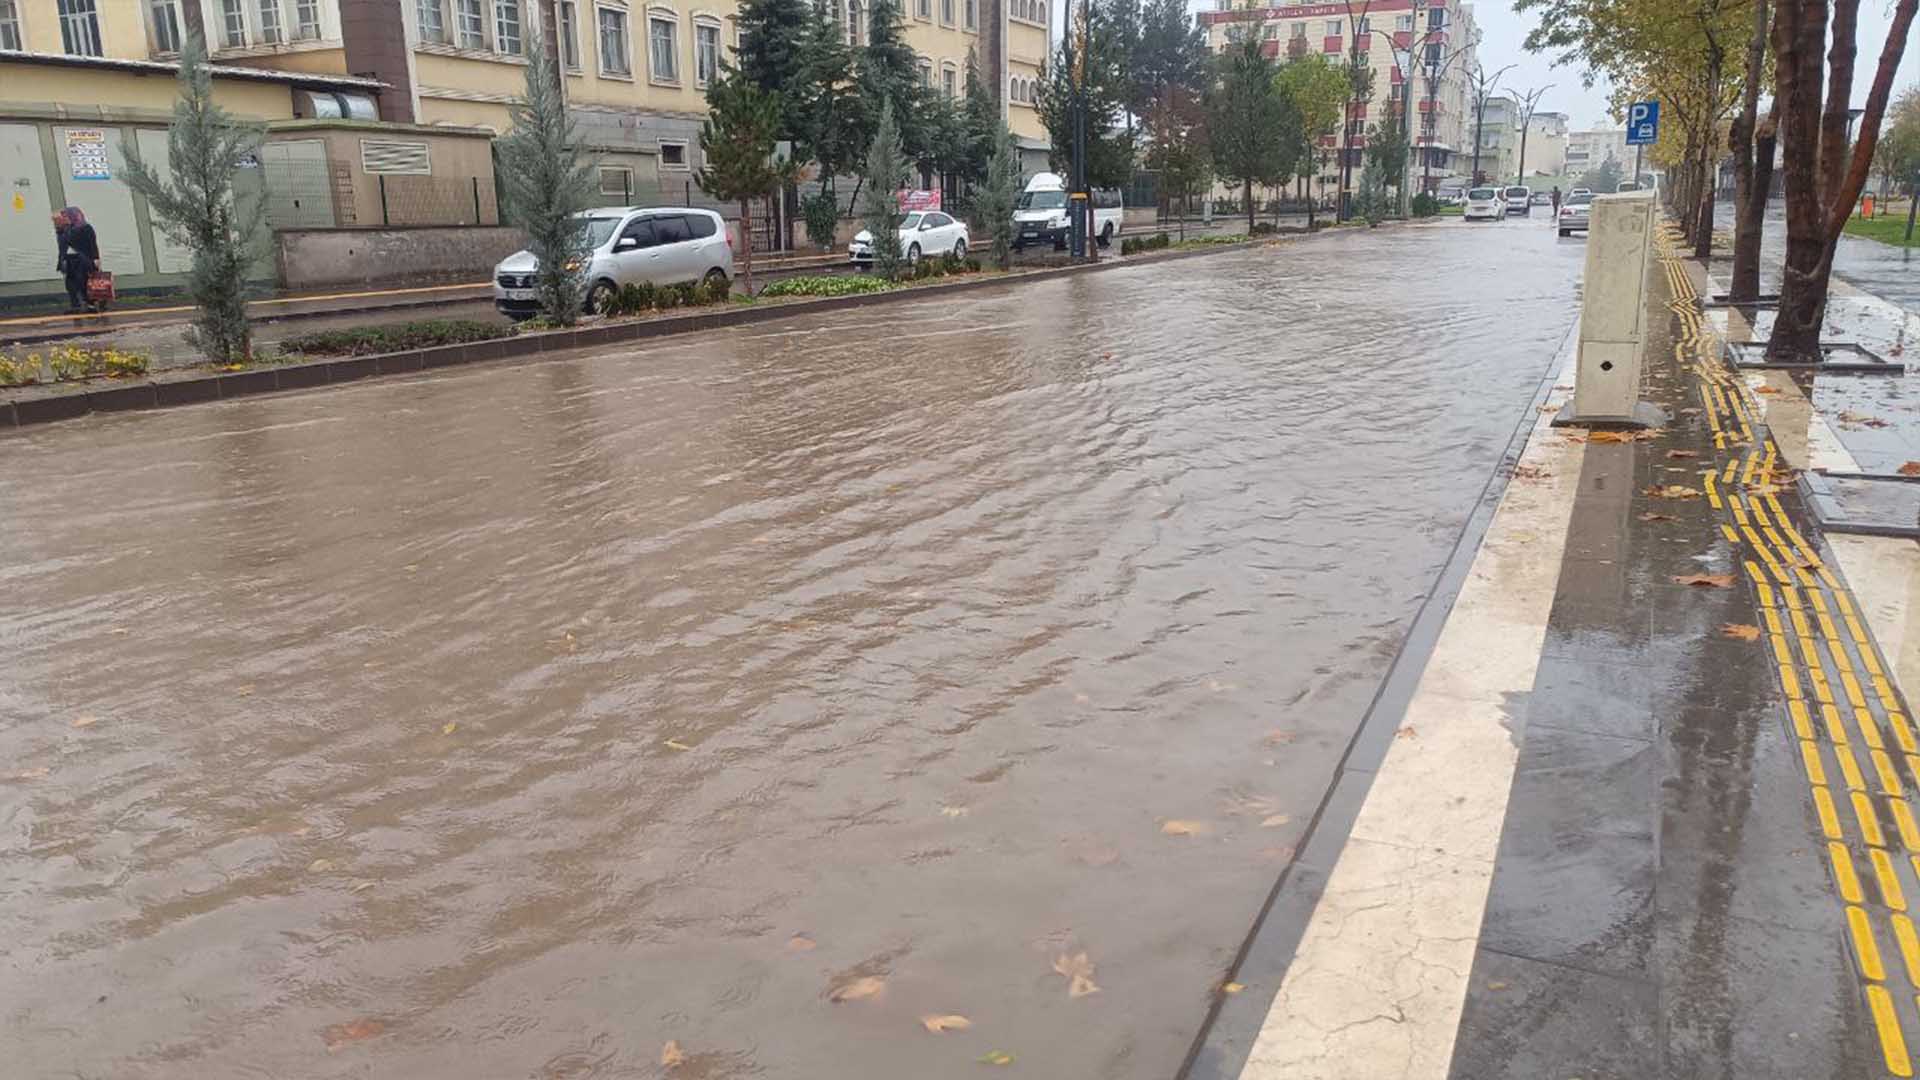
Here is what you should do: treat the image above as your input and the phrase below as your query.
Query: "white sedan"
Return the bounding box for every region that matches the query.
[850,211,970,267]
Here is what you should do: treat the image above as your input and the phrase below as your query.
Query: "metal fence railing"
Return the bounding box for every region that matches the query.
[375,174,500,227]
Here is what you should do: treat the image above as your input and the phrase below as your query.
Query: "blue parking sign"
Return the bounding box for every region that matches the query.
[1627,101,1659,145]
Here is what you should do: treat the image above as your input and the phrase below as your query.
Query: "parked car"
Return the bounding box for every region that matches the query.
[1504,185,1533,215]
[1013,172,1123,249]
[493,207,731,319]
[850,210,970,267]
[1530,191,1553,206]
[1464,186,1506,221]
[1557,191,1594,237]
[1569,187,1593,198]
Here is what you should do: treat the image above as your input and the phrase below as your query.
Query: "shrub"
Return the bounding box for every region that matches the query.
[1411,192,1439,218]
[673,282,700,307]
[758,274,892,298]
[280,319,511,357]
[1121,232,1174,255]
[0,354,41,386]
[1,346,149,383]
[699,274,731,305]
[802,192,840,250]
[1249,222,1279,236]
[605,281,656,316]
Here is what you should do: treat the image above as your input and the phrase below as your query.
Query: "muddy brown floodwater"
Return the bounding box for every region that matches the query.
[0,220,1580,1079]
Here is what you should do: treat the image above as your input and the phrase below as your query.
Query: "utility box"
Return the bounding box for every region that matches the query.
[1561,190,1662,427]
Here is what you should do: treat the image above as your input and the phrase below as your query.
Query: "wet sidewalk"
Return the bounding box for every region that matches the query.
[1194,224,1920,1079]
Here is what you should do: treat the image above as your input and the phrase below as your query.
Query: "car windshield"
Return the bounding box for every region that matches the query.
[580,217,622,248]
[1018,190,1067,210]
[1505,187,1528,198]
[900,212,925,230]
[1468,188,1497,200]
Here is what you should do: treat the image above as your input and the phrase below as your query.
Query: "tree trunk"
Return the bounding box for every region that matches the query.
[1733,109,1777,299]
[1246,179,1255,232]
[740,199,754,294]
[1768,0,1832,361]
[1728,0,1773,300]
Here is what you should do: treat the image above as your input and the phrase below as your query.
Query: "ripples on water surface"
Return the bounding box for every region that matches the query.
[0,222,1580,1078]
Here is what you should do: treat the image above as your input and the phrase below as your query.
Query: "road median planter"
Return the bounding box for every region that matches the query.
[0,237,1274,430]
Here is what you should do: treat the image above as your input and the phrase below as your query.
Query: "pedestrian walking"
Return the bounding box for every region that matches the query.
[1550,186,1563,216]
[55,206,101,313]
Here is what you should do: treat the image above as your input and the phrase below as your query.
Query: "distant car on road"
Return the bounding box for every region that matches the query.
[1504,185,1533,215]
[850,210,970,267]
[1615,180,1643,192]
[1557,192,1594,237]
[493,207,731,320]
[1464,187,1505,221]
[1530,191,1553,206]
[1569,187,1593,198]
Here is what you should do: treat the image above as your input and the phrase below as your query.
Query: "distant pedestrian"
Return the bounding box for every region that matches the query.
[55,205,100,313]
[1550,186,1563,216]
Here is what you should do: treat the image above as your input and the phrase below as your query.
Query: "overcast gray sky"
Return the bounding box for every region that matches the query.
[1047,0,1920,132]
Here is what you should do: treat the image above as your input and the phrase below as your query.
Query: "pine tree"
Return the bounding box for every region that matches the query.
[859,0,925,165]
[974,122,1023,269]
[122,32,265,364]
[959,49,999,186]
[1355,166,1387,226]
[860,99,911,280]
[792,1,865,205]
[1035,4,1136,189]
[1206,28,1297,231]
[734,0,813,127]
[698,68,799,293]
[495,25,596,323]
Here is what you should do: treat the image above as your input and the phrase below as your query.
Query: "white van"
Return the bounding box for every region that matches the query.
[492,207,731,319]
[1013,172,1123,250]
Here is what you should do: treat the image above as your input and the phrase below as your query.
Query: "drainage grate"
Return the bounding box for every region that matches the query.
[1724,339,1904,374]
[1798,471,1920,538]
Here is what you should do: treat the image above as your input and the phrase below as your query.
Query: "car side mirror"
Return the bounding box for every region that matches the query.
[616,236,639,250]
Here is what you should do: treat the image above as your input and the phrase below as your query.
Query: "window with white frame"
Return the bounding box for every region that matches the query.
[659,140,688,170]
[917,56,931,86]
[417,0,444,41]
[294,0,319,37]
[942,64,956,97]
[1352,15,1368,32]
[0,0,18,50]
[149,0,182,51]
[1289,22,1304,38]
[597,4,630,73]
[939,0,952,24]
[1394,13,1412,29]
[647,13,676,81]
[455,0,484,48]
[494,0,521,54]
[58,0,101,54]
[915,0,927,17]
[1260,23,1274,38]
[218,0,245,45]
[1325,18,1339,35]
[560,0,579,66]
[844,0,860,46]
[257,0,283,43]
[695,20,718,84]
[963,0,974,28]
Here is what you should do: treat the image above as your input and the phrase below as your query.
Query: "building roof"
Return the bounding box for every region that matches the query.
[0,49,387,91]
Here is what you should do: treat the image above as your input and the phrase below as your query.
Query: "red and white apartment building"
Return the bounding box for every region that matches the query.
[1197,0,1481,199]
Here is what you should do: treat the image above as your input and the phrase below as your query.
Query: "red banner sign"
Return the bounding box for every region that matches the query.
[897,188,943,211]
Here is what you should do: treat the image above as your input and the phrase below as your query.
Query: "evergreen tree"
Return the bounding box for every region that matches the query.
[974,123,1023,269]
[1207,27,1298,231]
[915,91,969,190]
[1365,114,1408,213]
[1132,0,1209,106]
[698,67,800,293]
[859,99,912,280]
[792,0,865,205]
[1354,165,1387,225]
[734,0,812,127]
[494,25,596,323]
[1035,3,1136,189]
[959,49,1000,186]
[1143,85,1210,238]
[122,32,266,364]
[858,0,925,164]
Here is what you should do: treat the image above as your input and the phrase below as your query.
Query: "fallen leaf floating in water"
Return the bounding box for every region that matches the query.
[1637,512,1675,522]
[661,1040,686,1068]
[941,805,969,818]
[321,1018,386,1052]
[1160,819,1209,837]
[1673,574,1736,588]
[441,722,457,735]
[1666,450,1700,459]
[1259,813,1292,829]
[663,739,693,752]
[1901,461,1920,477]
[1646,485,1702,499]
[828,975,886,1002]
[980,1051,1015,1067]
[1487,980,1510,992]
[786,933,818,952]
[921,1014,973,1033]
[7,766,51,780]
[71,715,98,728]
[1052,951,1101,998]
[1721,623,1763,641]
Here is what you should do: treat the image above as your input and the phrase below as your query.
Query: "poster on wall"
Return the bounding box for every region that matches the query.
[896,188,942,212]
[66,129,111,181]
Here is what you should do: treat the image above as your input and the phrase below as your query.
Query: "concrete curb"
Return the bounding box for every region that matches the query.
[0,238,1270,431]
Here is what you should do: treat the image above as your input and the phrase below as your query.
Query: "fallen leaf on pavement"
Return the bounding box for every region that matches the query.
[1637,511,1675,522]
[71,715,97,728]
[980,1051,1015,1066]
[1538,403,1560,413]
[941,805,969,818]
[1754,385,1781,395]
[1487,980,1509,992]
[1666,450,1700,459]
[1262,730,1297,746]
[1396,725,1417,739]
[1646,485,1702,499]
[1510,464,1551,480]
[1160,819,1210,837]
[829,975,887,1002]
[1052,951,1101,998]
[921,1014,973,1033]
[1588,430,1650,443]
[1673,573,1736,588]
[441,722,457,735]
[787,934,817,952]
[1259,813,1292,828]
[322,1018,386,1051]
[1222,982,1246,995]
[1901,461,1920,477]
[661,1041,686,1068]
[1721,623,1763,641]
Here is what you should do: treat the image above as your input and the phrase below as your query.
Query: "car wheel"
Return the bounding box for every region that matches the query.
[703,267,729,288]
[585,279,617,314]
[907,243,921,265]
[953,239,967,259]
[1098,222,1114,247]
[1558,229,1570,237]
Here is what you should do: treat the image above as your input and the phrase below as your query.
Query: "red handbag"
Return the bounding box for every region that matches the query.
[86,270,114,306]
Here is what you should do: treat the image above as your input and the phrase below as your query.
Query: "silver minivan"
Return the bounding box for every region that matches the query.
[493,207,732,318]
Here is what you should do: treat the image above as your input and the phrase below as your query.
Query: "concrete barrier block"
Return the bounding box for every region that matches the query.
[1564,191,1661,427]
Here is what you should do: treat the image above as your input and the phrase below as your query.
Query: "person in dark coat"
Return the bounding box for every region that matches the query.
[55,206,100,312]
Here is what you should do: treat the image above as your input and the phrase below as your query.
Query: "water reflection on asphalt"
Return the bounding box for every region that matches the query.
[0,219,1580,1078]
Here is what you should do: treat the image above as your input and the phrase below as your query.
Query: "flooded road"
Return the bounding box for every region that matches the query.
[0,219,1580,1079]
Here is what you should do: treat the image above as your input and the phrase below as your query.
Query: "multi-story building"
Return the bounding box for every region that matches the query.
[1197,0,1479,199]
[1563,127,1632,183]
[1523,108,1566,178]
[1467,92,1515,184]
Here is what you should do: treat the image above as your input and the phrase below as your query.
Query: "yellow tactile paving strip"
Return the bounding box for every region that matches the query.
[1663,228,1920,1076]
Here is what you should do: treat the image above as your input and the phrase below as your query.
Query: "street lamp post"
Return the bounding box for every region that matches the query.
[1508,84,1552,186]
[1070,0,1090,259]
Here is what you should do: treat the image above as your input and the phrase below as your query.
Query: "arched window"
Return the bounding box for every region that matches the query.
[845,0,861,45]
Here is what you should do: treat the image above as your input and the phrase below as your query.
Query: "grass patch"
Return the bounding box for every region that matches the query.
[1437,204,1464,216]
[759,274,893,298]
[279,319,513,357]
[1844,211,1920,248]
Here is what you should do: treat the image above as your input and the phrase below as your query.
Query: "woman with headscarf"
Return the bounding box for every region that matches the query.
[56,206,100,312]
